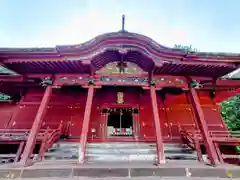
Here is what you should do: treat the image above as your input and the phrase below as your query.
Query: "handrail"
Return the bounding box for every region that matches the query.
[0,123,63,142]
[179,129,195,149]
[179,128,240,165]
[0,123,64,164]
[179,128,202,161]
[37,123,63,161]
[179,129,240,139]
[0,128,54,133]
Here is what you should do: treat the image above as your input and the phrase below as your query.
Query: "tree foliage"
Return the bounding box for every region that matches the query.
[174,44,198,52]
[221,96,240,131]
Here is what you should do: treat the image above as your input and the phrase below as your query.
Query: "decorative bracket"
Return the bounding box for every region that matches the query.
[40,77,53,87]
[150,80,156,86]
[88,77,95,85]
[190,80,203,89]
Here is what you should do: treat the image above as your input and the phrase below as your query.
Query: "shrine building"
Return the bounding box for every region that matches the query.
[1,17,240,166]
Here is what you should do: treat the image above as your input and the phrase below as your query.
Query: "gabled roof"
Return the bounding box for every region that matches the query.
[0,31,240,59]
[0,31,239,77]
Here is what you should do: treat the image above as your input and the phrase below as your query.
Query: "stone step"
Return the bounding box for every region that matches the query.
[48,143,193,150]
[86,148,195,155]
[45,143,80,160]
[165,153,197,160]
[45,142,197,161]
[86,148,156,154]
[86,143,156,148]
[164,144,197,160]
[87,154,156,162]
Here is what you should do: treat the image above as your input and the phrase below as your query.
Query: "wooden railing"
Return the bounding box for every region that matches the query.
[0,123,63,163]
[180,129,240,164]
[37,123,63,161]
[179,129,202,161]
[210,131,240,141]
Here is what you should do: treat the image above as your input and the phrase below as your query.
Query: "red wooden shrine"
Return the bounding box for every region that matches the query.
[0,29,240,166]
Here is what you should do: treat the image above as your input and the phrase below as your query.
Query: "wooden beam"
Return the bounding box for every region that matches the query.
[0,75,23,82]
[188,84,220,165]
[19,85,52,166]
[150,85,165,164]
[79,84,94,163]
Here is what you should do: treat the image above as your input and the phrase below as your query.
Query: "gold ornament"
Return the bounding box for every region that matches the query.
[117,92,124,104]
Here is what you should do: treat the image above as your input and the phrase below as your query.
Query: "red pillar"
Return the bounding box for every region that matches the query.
[20,85,52,165]
[189,86,219,165]
[150,86,165,164]
[79,85,94,163]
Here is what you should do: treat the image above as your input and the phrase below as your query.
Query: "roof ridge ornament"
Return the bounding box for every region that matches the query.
[121,14,126,32]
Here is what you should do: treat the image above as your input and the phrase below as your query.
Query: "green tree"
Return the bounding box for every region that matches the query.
[221,96,240,131]
[174,44,198,52]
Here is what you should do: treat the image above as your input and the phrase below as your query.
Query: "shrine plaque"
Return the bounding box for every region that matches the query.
[117,92,124,104]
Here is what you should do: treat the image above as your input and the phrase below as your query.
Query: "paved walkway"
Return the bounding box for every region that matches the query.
[9,178,240,180]
[0,160,240,179]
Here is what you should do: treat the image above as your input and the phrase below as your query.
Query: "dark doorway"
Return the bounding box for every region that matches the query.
[107,108,133,137]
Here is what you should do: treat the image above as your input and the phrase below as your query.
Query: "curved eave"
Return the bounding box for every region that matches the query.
[3,59,236,78]
[0,31,240,62]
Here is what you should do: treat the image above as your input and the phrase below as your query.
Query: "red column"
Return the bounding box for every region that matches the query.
[79,85,94,163]
[150,86,165,164]
[20,85,52,165]
[133,114,139,140]
[189,86,219,165]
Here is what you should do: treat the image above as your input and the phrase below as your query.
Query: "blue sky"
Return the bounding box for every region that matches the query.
[0,0,239,53]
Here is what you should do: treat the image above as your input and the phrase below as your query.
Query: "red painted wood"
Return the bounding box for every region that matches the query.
[133,114,140,139]
[79,85,94,163]
[156,96,170,140]
[20,86,52,165]
[164,93,189,105]
[139,91,155,139]
[69,105,85,137]
[214,89,240,103]
[201,105,227,131]
[8,105,39,129]
[43,105,71,129]
[166,105,197,139]
[0,73,238,164]
[0,103,15,128]
[88,106,101,139]
[197,91,214,105]
[189,86,220,165]
[22,89,45,102]
[150,86,165,164]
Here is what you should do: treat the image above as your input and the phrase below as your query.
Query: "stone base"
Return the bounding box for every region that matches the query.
[0,160,239,179]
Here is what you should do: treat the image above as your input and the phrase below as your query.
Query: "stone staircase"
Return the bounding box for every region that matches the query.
[86,143,156,162]
[44,142,79,160]
[164,143,197,160]
[43,142,197,162]
[86,142,197,162]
